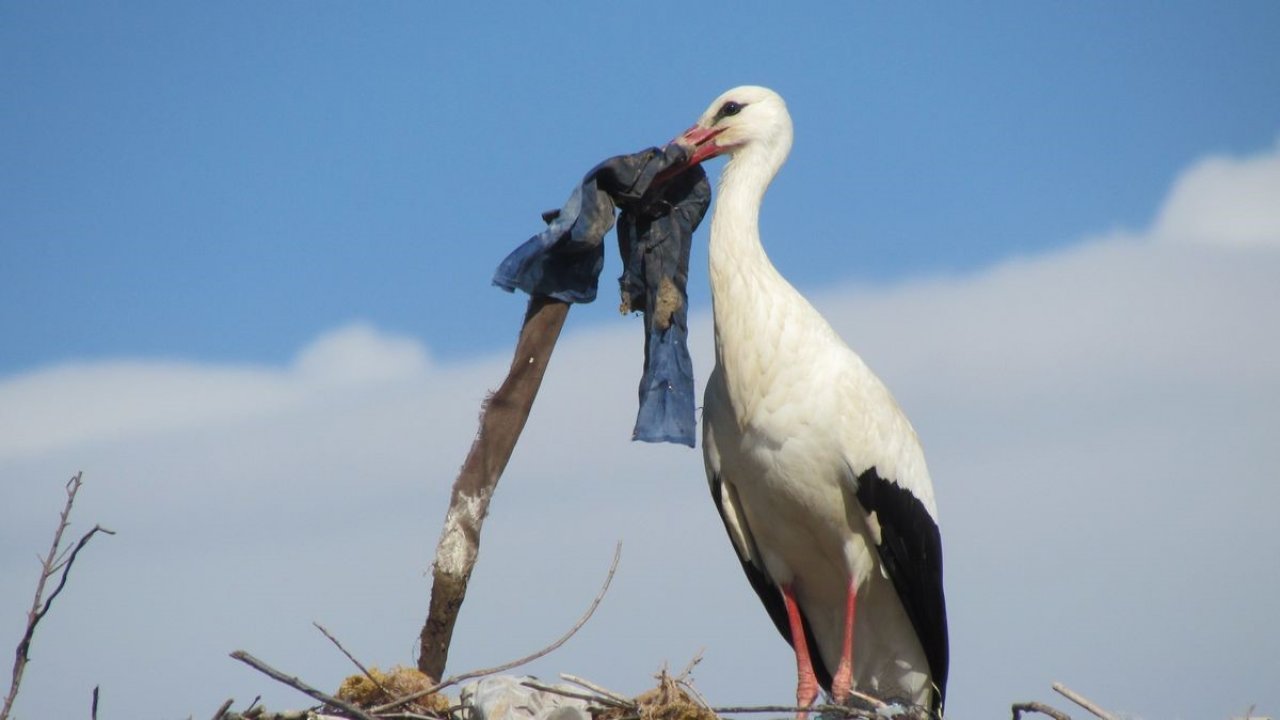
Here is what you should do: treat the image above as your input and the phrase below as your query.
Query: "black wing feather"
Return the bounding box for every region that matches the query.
[709,472,833,692]
[854,467,949,712]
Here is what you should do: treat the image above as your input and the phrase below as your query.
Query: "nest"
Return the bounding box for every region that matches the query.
[335,665,451,715]
[595,671,718,720]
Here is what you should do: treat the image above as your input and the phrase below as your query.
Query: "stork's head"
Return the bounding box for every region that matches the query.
[674,86,793,169]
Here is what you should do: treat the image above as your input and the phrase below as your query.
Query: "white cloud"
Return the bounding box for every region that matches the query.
[294,322,431,385]
[0,321,431,461]
[1152,139,1280,246]
[2,142,1278,720]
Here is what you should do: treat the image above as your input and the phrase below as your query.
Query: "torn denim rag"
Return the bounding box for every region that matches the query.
[493,144,710,447]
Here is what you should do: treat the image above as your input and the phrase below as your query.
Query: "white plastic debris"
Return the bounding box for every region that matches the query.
[461,675,592,720]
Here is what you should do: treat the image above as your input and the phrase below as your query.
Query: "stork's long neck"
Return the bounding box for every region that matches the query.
[708,146,799,395]
[708,149,780,283]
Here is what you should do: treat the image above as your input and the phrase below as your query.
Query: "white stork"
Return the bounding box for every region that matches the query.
[674,86,948,717]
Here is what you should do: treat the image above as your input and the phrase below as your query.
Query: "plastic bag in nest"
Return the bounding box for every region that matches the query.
[336,665,450,715]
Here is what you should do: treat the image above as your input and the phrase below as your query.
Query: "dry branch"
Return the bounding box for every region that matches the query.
[1,473,115,720]
[520,678,633,709]
[314,622,391,698]
[419,295,570,679]
[229,650,377,720]
[377,541,620,714]
[560,674,634,708]
[210,697,235,720]
[1013,701,1073,720]
[1052,683,1116,720]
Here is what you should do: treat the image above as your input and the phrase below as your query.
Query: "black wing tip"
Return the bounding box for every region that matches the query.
[853,466,949,712]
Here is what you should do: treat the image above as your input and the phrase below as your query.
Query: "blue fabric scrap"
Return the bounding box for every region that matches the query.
[493,144,710,447]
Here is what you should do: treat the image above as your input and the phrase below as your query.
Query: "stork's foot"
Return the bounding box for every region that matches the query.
[781,582,822,720]
[793,663,819,720]
[830,578,857,704]
[830,657,853,705]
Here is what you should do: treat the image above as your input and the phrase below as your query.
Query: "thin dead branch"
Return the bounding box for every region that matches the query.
[210,697,235,720]
[376,541,621,715]
[314,622,391,698]
[559,674,634,708]
[1012,701,1073,720]
[219,711,324,720]
[1,473,115,720]
[520,678,633,709]
[1052,683,1116,720]
[419,295,571,680]
[229,650,377,720]
[675,651,704,682]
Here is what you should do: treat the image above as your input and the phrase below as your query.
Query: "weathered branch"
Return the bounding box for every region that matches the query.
[210,697,235,720]
[2,473,114,720]
[1052,682,1116,720]
[1013,701,1073,720]
[520,678,633,709]
[560,674,634,708]
[377,541,620,714]
[419,295,571,680]
[228,650,377,720]
[314,622,390,698]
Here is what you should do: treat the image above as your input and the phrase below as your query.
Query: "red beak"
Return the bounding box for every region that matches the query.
[673,125,726,165]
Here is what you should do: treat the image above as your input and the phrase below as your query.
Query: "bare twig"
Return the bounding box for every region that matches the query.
[845,688,888,710]
[210,697,235,720]
[675,650,704,682]
[2,473,115,720]
[229,650,377,720]
[1013,701,1073,720]
[520,679,632,709]
[559,674,633,707]
[1052,683,1116,720]
[313,622,391,697]
[377,541,621,714]
[419,296,571,680]
[91,685,99,720]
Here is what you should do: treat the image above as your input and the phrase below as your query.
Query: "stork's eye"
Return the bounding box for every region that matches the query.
[720,101,744,117]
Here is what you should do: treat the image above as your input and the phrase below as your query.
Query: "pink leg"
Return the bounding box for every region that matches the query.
[780,584,820,720]
[830,580,857,704]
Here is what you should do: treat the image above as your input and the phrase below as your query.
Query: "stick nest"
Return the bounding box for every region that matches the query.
[595,671,717,720]
[336,665,451,715]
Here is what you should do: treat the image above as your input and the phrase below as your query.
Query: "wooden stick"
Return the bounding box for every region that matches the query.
[1012,701,1073,720]
[209,698,235,720]
[228,650,377,720]
[419,295,571,680]
[377,542,620,714]
[1052,683,1116,720]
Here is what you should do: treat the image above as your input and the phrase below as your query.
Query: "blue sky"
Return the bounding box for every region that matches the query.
[4,2,1278,373]
[3,3,1280,720]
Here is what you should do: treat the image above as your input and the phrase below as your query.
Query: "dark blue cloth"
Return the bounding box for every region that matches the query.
[493,144,710,447]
